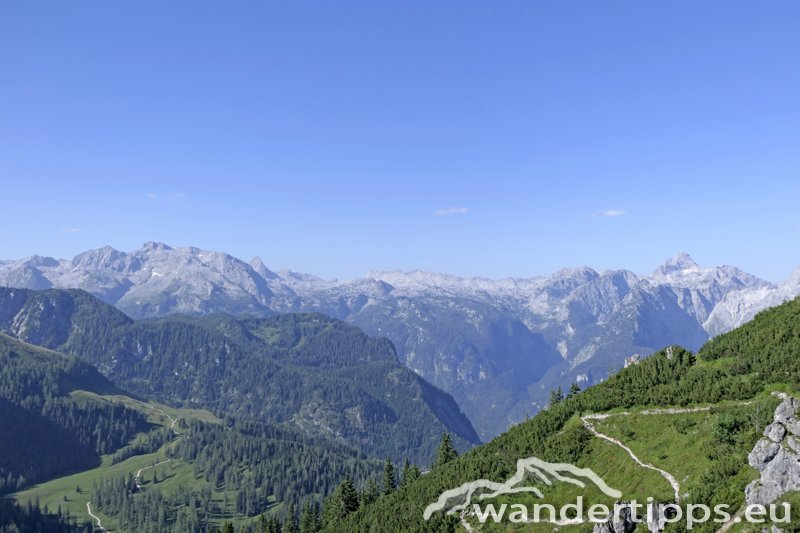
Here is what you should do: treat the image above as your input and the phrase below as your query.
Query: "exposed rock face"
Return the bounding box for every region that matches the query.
[704,268,800,337]
[764,422,787,443]
[590,503,668,533]
[591,503,637,533]
[624,354,641,368]
[745,396,800,506]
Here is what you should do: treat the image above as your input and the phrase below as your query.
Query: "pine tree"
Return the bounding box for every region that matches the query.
[408,464,421,483]
[381,458,396,495]
[435,433,458,468]
[549,386,564,406]
[262,514,282,533]
[284,502,299,533]
[339,478,359,516]
[400,458,422,487]
[222,522,235,533]
[567,382,581,398]
[360,477,379,506]
[300,501,319,533]
[323,477,359,525]
[400,458,412,487]
[310,502,320,532]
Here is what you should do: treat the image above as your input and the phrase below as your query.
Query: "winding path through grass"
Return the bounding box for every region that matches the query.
[579,404,745,503]
[86,502,106,531]
[457,403,756,531]
[134,459,173,490]
[85,402,183,528]
[581,414,682,502]
[143,403,182,436]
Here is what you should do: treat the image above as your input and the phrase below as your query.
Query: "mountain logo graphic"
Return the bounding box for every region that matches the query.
[423,456,621,521]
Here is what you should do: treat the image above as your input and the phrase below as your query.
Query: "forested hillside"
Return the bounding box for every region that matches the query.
[0,287,479,464]
[7,244,792,440]
[0,330,388,531]
[8,289,799,532]
[330,296,800,532]
[0,333,149,494]
[0,498,92,533]
[78,416,385,532]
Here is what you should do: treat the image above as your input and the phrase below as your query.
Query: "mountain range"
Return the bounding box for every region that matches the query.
[3,243,799,439]
[0,287,478,465]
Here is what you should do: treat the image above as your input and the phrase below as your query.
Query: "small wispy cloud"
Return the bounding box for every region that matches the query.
[147,192,186,202]
[61,227,81,234]
[595,209,626,218]
[434,207,469,217]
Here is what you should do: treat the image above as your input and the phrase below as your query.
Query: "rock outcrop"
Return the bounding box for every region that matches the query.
[590,502,667,533]
[745,396,800,506]
[592,503,637,533]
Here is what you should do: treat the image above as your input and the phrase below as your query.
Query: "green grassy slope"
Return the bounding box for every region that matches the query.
[0,333,150,495]
[11,398,276,533]
[334,297,800,532]
[2,331,382,532]
[15,399,384,532]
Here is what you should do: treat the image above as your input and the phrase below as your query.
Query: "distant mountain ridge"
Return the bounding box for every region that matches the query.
[2,243,798,438]
[0,287,479,464]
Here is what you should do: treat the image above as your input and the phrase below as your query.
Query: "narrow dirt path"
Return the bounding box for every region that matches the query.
[716,506,745,533]
[134,459,172,490]
[581,416,682,502]
[459,509,475,532]
[83,401,184,528]
[143,403,182,436]
[580,402,754,504]
[86,502,106,531]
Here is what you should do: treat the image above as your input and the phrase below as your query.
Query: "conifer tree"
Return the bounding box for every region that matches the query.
[360,477,379,506]
[284,502,299,533]
[549,386,564,406]
[339,478,359,516]
[300,501,319,533]
[400,458,412,487]
[323,477,359,525]
[382,459,396,495]
[435,433,458,468]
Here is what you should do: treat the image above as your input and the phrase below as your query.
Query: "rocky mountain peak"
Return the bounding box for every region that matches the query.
[250,256,278,280]
[1,243,796,439]
[653,252,699,276]
[26,255,59,268]
[785,267,800,289]
[71,245,127,270]
[140,241,173,253]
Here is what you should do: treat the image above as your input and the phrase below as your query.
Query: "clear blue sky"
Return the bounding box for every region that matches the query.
[2,2,799,281]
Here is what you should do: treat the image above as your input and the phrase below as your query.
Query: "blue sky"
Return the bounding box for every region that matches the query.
[1,2,799,281]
